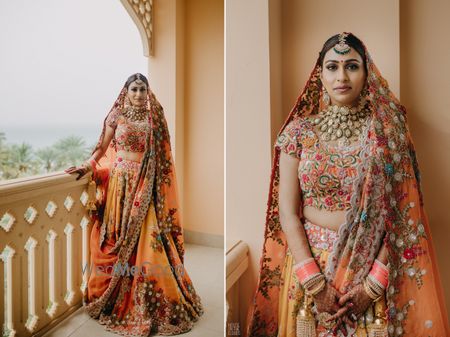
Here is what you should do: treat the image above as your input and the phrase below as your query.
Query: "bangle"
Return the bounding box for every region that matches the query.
[293,258,321,285]
[305,278,326,297]
[363,278,383,302]
[368,259,389,289]
[367,274,386,291]
[302,273,324,289]
[81,159,98,173]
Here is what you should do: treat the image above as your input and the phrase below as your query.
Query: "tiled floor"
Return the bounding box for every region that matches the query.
[43,244,224,337]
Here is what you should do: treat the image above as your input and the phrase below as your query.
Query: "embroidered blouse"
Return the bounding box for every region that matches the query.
[277,117,367,211]
[106,109,150,153]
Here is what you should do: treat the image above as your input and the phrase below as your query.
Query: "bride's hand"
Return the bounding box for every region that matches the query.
[65,163,91,180]
[326,283,372,331]
[337,283,373,322]
[312,283,352,335]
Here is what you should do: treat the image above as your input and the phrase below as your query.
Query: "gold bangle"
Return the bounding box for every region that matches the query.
[302,273,324,289]
[367,274,385,292]
[366,276,384,295]
[305,278,326,297]
[363,278,383,301]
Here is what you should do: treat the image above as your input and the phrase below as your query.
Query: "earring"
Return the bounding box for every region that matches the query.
[124,95,131,108]
[322,87,330,105]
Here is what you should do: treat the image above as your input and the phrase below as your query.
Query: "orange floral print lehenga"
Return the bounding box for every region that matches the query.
[246,36,449,336]
[84,82,203,336]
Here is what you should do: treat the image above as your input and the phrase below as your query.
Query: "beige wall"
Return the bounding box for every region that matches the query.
[148,0,223,237]
[226,0,272,332]
[183,0,224,236]
[148,0,182,153]
[400,0,450,315]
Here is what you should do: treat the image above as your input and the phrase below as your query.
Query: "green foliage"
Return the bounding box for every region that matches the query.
[0,133,91,180]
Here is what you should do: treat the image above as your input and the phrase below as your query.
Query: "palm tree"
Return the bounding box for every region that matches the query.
[0,132,10,179]
[0,133,91,180]
[5,143,37,178]
[36,147,57,173]
[53,136,90,170]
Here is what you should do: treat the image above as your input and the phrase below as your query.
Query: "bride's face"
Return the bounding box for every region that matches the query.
[321,47,366,107]
[127,80,148,107]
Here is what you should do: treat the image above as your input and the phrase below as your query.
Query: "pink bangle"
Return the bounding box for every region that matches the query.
[369,259,389,288]
[293,258,321,284]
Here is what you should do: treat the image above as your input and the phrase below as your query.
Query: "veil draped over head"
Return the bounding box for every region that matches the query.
[84,79,184,318]
[247,34,449,336]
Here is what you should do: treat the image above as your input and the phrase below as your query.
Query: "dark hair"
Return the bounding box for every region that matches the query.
[124,73,149,89]
[318,33,367,72]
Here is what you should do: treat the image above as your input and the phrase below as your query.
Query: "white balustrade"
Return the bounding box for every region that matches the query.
[79,216,90,294]
[46,229,58,317]
[1,245,16,337]
[64,223,75,305]
[0,172,93,336]
[24,237,39,332]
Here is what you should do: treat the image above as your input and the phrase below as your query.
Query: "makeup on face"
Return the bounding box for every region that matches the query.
[128,81,148,106]
[321,49,366,106]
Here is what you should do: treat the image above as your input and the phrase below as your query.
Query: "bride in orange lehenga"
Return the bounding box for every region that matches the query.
[246,33,449,337]
[66,73,203,336]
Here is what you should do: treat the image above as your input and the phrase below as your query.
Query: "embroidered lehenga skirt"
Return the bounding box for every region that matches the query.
[278,220,388,337]
[86,159,203,336]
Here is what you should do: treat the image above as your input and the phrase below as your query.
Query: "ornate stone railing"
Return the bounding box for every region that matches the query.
[226,239,249,337]
[0,172,93,337]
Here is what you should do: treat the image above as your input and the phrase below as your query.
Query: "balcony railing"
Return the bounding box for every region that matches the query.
[0,172,93,337]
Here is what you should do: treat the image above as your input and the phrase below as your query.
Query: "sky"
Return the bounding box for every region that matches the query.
[0,0,147,134]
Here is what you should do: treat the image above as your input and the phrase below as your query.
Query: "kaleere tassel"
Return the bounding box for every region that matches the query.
[296,294,316,337]
[367,298,388,337]
[87,175,97,211]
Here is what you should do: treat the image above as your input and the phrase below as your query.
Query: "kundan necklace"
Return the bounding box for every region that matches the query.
[123,104,148,122]
[312,103,370,146]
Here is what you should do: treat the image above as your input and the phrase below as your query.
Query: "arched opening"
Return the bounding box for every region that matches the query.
[0,1,147,180]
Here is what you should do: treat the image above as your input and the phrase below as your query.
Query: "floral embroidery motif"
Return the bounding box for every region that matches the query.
[304,220,337,252]
[98,277,201,336]
[276,120,302,158]
[277,118,366,211]
[115,117,150,153]
[100,159,141,247]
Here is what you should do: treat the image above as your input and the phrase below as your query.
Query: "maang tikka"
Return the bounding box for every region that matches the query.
[134,73,144,85]
[333,32,351,55]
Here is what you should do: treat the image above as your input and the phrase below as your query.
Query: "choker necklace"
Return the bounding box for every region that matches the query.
[123,105,148,122]
[313,103,370,146]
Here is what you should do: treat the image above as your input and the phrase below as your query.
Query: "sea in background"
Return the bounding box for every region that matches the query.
[1,124,100,150]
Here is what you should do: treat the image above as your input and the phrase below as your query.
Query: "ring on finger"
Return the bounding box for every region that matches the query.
[318,312,336,329]
[351,313,358,321]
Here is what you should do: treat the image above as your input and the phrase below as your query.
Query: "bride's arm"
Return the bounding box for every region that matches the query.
[89,126,115,163]
[65,125,114,179]
[375,238,388,265]
[279,151,312,264]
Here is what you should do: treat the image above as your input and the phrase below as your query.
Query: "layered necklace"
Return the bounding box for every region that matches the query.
[312,102,370,146]
[123,104,148,122]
